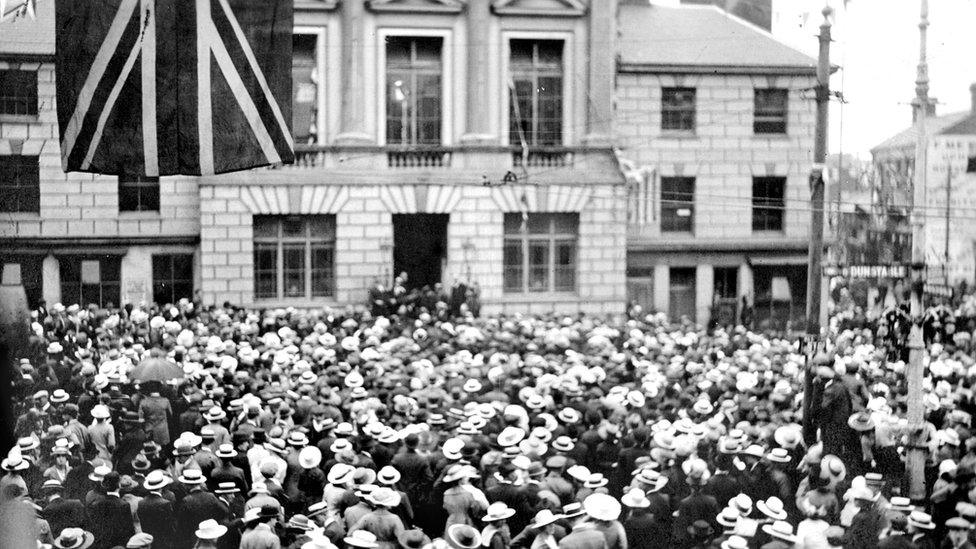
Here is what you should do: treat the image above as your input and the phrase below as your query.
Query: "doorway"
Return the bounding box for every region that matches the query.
[393,214,449,290]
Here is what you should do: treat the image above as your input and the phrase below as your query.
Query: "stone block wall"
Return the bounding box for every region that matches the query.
[617,72,818,243]
[198,181,627,314]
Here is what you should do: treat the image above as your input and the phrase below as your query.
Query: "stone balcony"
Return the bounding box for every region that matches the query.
[267,144,620,187]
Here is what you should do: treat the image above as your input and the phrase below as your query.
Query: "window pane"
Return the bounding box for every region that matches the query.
[118,175,160,212]
[537,76,562,145]
[282,244,306,297]
[661,177,695,232]
[504,213,524,235]
[311,244,334,297]
[282,217,305,237]
[528,241,550,292]
[253,216,277,238]
[662,88,696,131]
[416,73,441,144]
[0,69,38,116]
[503,240,523,293]
[152,255,169,280]
[551,213,578,234]
[754,89,788,134]
[509,79,534,145]
[292,34,318,143]
[752,177,785,231]
[527,214,551,234]
[386,37,442,146]
[308,216,335,239]
[554,241,576,291]
[171,254,193,281]
[254,244,277,299]
[0,156,39,213]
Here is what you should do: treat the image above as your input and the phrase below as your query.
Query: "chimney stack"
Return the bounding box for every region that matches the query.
[971,82,976,114]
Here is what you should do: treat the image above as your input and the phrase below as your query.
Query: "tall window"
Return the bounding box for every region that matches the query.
[509,39,563,146]
[660,176,695,232]
[752,176,786,231]
[59,255,121,308]
[503,213,577,293]
[967,156,976,173]
[118,175,160,212]
[386,36,442,145]
[293,34,319,144]
[152,254,194,305]
[753,88,788,134]
[661,88,696,131]
[253,215,335,300]
[0,155,39,213]
[0,69,38,116]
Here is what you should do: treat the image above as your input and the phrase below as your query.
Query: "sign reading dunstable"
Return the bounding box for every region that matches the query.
[823,264,909,279]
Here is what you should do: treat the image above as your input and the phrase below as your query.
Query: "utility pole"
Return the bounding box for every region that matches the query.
[906,0,929,503]
[945,161,952,286]
[802,6,832,445]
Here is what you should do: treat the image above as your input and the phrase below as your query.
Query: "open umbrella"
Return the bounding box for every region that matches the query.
[130,357,183,383]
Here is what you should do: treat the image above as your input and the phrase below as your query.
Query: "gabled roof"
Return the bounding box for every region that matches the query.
[617,3,818,74]
[870,111,976,154]
[0,0,54,57]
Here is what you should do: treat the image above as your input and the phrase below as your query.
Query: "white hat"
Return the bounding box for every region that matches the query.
[583,493,621,521]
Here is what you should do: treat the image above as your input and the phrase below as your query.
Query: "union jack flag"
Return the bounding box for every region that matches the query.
[55,0,294,176]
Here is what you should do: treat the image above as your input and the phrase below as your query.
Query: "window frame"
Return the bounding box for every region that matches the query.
[384,35,444,146]
[660,176,695,233]
[0,69,38,116]
[377,28,452,146]
[118,175,160,212]
[508,38,565,147]
[661,87,697,132]
[967,156,976,173]
[0,155,39,213]
[752,176,786,232]
[753,88,789,134]
[151,253,194,305]
[58,255,122,308]
[503,213,578,294]
[252,215,336,301]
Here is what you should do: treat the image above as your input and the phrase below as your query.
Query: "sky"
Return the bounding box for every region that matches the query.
[770,0,976,159]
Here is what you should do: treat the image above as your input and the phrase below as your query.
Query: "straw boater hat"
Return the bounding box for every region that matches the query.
[621,488,651,508]
[757,497,788,521]
[551,436,574,452]
[328,464,355,485]
[344,530,379,548]
[299,446,322,469]
[773,424,802,449]
[482,502,517,522]
[286,514,313,531]
[143,470,172,491]
[54,528,95,549]
[367,487,401,508]
[446,524,482,549]
[195,519,227,540]
[907,511,936,530]
[179,469,207,485]
[584,473,609,489]
[214,482,239,495]
[203,406,226,422]
[531,509,562,528]
[848,412,876,432]
[761,521,798,544]
[721,535,749,549]
[397,529,431,549]
[125,533,154,548]
[716,507,740,528]
[377,466,401,485]
[583,493,622,522]
[766,448,791,463]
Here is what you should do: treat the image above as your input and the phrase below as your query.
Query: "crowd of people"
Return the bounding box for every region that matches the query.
[3,288,976,549]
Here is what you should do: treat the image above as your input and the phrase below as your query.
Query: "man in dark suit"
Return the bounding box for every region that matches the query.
[175,470,230,549]
[210,444,249,494]
[41,480,86,538]
[392,434,434,510]
[136,471,177,549]
[87,472,135,549]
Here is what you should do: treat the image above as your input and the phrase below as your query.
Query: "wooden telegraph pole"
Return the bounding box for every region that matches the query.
[907,0,930,502]
[802,6,832,444]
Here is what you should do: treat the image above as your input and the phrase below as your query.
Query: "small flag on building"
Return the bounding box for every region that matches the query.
[55,0,294,177]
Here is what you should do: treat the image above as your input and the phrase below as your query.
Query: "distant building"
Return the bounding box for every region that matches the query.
[871,84,976,286]
[617,2,819,330]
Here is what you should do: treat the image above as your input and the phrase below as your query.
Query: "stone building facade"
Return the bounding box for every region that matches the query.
[617,3,819,330]
[0,0,627,315]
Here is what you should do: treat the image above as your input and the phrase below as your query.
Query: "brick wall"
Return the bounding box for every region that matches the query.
[617,72,818,243]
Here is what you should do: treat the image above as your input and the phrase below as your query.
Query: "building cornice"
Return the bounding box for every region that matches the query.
[0,52,55,63]
[490,0,586,17]
[627,238,809,254]
[0,235,200,253]
[295,0,339,10]
[617,62,819,76]
[367,0,465,14]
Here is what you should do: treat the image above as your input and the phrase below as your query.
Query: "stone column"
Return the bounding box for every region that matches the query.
[460,0,496,145]
[335,0,373,144]
[738,262,753,302]
[42,254,61,305]
[696,264,714,326]
[653,264,669,314]
[583,0,616,145]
